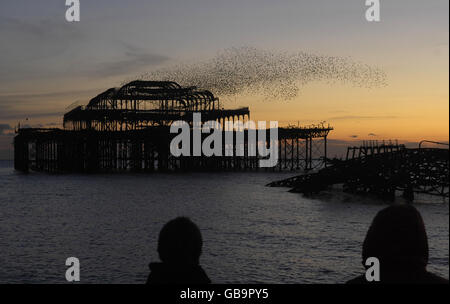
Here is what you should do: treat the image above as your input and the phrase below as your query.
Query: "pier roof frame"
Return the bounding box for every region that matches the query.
[86,80,218,110]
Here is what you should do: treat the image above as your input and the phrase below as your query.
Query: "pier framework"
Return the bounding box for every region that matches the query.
[14,81,333,173]
[268,141,449,200]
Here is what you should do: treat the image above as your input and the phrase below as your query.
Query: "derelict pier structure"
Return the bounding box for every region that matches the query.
[14,81,333,173]
[268,141,449,200]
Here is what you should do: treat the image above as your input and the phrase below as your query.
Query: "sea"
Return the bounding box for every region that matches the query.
[0,160,448,283]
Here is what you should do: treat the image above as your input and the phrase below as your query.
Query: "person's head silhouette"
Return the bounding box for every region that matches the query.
[347,204,448,284]
[362,204,428,270]
[157,217,203,265]
[147,217,211,284]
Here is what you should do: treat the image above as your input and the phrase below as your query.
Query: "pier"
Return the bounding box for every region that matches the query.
[268,141,449,200]
[14,81,333,173]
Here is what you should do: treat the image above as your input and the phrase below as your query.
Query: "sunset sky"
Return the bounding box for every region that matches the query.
[0,0,448,158]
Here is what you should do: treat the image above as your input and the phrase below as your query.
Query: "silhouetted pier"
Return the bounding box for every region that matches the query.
[268,141,449,200]
[14,81,333,173]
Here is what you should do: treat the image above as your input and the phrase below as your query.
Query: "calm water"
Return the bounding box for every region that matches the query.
[0,160,448,283]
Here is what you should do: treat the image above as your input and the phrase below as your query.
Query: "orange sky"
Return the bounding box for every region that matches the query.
[0,1,448,158]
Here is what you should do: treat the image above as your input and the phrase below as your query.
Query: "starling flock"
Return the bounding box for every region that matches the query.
[138,47,386,100]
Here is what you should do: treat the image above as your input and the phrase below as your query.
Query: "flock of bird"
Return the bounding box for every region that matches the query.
[138,47,387,101]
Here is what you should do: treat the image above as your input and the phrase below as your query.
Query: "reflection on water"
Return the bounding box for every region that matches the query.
[0,160,448,283]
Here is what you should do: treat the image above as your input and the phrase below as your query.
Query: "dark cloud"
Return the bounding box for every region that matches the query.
[349,135,358,138]
[0,89,98,106]
[0,18,84,82]
[0,89,99,122]
[326,139,359,145]
[0,18,84,65]
[368,133,377,136]
[327,115,397,120]
[91,50,168,78]
[0,17,83,41]
[0,18,168,82]
[44,122,62,127]
[0,110,62,121]
[0,124,13,135]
